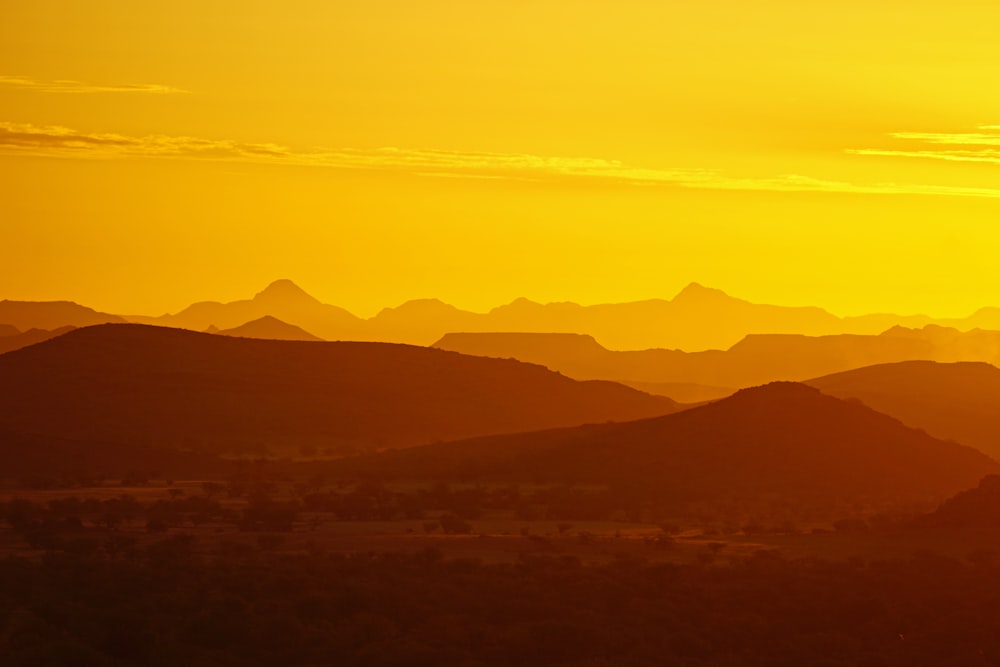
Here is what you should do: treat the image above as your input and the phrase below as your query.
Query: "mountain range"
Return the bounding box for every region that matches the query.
[435,325,1000,398]
[7,279,1000,351]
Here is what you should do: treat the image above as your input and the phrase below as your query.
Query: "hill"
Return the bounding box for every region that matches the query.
[0,326,74,356]
[0,300,124,330]
[914,474,1000,532]
[806,360,1000,459]
[216,315,323,341]
[332,382,996,509]
[0,428,227,484]
[0,324,677,459]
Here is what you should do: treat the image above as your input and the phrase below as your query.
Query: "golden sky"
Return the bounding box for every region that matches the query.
[3,0,1000,317]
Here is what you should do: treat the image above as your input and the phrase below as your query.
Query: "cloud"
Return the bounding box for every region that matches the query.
[4,121,1000,200]
[848,125,1000,166]
[0,75,187,94]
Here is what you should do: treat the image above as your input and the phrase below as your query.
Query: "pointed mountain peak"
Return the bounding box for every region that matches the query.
[252,279,319,305]
[672,282,732,302]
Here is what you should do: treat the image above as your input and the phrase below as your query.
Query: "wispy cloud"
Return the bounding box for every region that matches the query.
[849,125,1000,166]
[4,121,1000,199]
[0,75,187,94]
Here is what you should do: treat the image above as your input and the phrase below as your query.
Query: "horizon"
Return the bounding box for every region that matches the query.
[1,277,993,322]
[4,2,1000,318]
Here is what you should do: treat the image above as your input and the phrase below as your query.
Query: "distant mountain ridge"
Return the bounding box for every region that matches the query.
[128,279,364,340]
[9,279,1000,351]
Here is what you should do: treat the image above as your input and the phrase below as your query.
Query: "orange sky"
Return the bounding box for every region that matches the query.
[3,1,1000,317]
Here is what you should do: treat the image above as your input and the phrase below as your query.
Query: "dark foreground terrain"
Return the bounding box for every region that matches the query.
[3,538,1000,666]
[4,474,1000,667]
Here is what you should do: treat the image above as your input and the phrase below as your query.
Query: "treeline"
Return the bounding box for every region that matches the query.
[2,545,1000,666]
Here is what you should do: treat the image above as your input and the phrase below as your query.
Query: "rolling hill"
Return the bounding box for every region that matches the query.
[0,324,677,458]
[806,360,1000,459]
[216,315,323,341]
[0,326,74,356]
[331,382,997,508]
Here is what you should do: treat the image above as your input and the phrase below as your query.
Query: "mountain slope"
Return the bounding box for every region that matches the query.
[135,279,365,339]
[217,315,323,341]
[334,382,996,507]
[0,326,74,356]
[806,360,1000,459]
[0,324,677,457]
[433,328,938,391]
[0,300,124,330]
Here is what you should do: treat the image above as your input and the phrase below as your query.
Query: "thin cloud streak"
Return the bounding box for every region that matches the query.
[4,121,1000,200]
[0,75,188,94]
[850,125,1000,166]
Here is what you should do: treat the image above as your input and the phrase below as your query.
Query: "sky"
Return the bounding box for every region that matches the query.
[2,0,1000,318]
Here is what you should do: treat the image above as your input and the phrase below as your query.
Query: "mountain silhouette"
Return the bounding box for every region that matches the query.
[334,382,996,508]
[0,299,124,330]
[367,299,482,344]
[0,324,18,337]
[806,360,1000,459]
[132,279,365,339]
[0,324,677,458]
[14,280,1000,351]
[433,328,940,393]
[217,315,323,341]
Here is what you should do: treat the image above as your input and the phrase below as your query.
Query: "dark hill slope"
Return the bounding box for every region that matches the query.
[915,474,1000,532]
[0,326,74,355]
[217,315,323,341]
[335,383,996,507]
[807,361,1000,459]
[0,324,677,457]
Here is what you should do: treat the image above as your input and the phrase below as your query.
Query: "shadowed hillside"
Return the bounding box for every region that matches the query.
[0,326,73,355]
[216,315,323,341]
[807,360,1000,459]
[0,429,227,483]
[333,382,996,509]
[915,474,1000,532]
[0,324,677,458]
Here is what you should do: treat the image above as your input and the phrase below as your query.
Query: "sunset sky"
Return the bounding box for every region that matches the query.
[3,1,1000,317]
